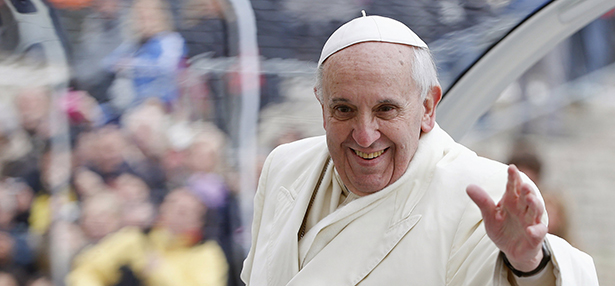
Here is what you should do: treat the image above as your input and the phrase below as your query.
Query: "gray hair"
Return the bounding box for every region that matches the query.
[315,46,440,102]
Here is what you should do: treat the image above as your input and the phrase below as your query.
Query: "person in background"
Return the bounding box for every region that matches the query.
[0,178,34,234]
[104,0,187,112]
[71,168,107,200]
[541,193,570,240]
[178,0,227,58]
[29,143,72,236]
[507,140,571,241]
[6,88,52,194]
[86,126,134,184]
[0,102,40,195]
[113,173,150,207]
[0,270,20,286]
[0,180,36,279]
[66,188,228,286]
[27,274,53,286]
[14,88,50,154]
[121,102,170,205]
[272,129,306,149]
[112,173,156,230]
[184,124,244,286]
[507,139,543,185]
[79,192,122,244]
[60,87,106,135]
[72,0,132,105]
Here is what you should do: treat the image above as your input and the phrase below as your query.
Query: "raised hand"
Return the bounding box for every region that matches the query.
[466,165,548,272]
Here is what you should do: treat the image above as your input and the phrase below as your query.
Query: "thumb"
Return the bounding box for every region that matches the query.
[466,184,496,220]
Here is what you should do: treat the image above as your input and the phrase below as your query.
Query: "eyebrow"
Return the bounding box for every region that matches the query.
[331,98,400,104]
[375,99,403,107]
[329,98,403,107]
[331,98,350,103]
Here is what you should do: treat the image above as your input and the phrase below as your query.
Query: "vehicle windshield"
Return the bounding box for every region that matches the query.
[426,0,553,92]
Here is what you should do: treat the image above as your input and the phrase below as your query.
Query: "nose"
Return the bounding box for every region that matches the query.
[352,116,380,148]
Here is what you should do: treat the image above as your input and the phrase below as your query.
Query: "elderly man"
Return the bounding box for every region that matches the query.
[241,14,597,285]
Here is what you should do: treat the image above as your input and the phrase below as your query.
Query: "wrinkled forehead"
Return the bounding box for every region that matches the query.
[320,42,417,89]
[323,41,415,68]
[320,43,418,100]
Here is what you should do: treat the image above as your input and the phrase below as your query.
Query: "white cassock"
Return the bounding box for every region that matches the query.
[241,124,598,286]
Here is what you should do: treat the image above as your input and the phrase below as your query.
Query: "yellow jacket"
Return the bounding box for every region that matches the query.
[67,227,228,286]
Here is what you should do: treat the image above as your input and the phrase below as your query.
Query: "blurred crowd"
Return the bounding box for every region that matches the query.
[0,0,246,285]
[0,86,245,285]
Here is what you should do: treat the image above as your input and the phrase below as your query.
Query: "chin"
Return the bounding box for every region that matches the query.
[348,178,389,196]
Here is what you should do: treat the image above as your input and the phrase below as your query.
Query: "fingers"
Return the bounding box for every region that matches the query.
[470,165,545,226]
[466,184,496,220]
[520,183,544,224]
[526,223,548,245]
[506,165,544,223]
[516,181,532,215]
[506,165,522,198]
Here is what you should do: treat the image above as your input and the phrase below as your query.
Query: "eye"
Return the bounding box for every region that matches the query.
[375,104,399,120]
[331,104,355,120]
[378,105,394,112]
[336,105,352,113]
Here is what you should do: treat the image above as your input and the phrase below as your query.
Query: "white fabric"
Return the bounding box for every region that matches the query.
[241,124,598,286]
[317,14,428,67]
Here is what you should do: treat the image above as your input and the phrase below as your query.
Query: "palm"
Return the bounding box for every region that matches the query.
[467,165,548,271]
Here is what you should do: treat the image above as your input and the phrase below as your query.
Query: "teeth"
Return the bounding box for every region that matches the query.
[354,149,385,159]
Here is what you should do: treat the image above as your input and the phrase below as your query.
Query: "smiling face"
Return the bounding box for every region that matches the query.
[318,42,440,196]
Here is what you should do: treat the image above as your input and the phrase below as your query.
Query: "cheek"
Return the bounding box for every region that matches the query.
[333,127,358,153]
[388,120,421,153]
[324,119,346,140]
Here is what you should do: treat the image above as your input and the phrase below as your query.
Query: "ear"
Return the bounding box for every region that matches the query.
[314,87,327,130]
[420,85,442,133]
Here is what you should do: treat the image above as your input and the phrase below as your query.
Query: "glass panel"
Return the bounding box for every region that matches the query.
[428,0,552,92]
[461,12,615,285]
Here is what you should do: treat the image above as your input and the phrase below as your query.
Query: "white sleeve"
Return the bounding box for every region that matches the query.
[493,234,599,286]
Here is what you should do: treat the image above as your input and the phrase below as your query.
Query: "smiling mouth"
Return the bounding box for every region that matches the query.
[353,148,388,160]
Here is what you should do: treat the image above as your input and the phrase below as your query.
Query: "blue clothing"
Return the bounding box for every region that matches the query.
[0,226,35,270]
[105,32,187,108]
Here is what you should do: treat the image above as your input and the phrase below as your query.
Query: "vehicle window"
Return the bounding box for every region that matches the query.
[0,1,19,53]
[9,0,37,14]
[461,13,615,285]
[0,1,6,28]
[428,0,553,92]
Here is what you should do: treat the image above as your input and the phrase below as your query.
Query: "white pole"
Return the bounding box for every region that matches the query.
[227,0,260,252]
